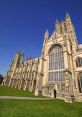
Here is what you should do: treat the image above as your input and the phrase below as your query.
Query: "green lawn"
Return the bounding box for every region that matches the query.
[0,99,82,117]
[0,86,37,97]
[0,86,82,117]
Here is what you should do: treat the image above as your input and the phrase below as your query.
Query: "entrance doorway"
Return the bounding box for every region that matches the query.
[54,89,56,98]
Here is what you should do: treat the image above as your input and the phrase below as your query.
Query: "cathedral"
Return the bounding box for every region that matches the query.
[2,14,82,102]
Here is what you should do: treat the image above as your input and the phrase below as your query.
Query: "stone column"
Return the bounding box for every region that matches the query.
[8,79,12,87]
[35,58,44,96]
[24,79,27,90]
[19,80,22,89]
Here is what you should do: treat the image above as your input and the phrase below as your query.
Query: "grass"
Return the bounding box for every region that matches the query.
[0,86,82,117]
[0,99,82,117]
[0,86,38,97]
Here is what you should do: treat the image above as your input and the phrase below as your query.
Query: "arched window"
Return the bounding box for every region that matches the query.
[48,44,64,81]
[78,73,82,93]
[76,57,82,67]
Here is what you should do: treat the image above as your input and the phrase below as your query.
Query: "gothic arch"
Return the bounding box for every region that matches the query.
[32,64,37,72]
[48,43,63,54]
[48,44,64,81]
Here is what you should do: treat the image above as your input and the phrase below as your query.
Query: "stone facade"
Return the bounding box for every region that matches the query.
[3,14,82,102]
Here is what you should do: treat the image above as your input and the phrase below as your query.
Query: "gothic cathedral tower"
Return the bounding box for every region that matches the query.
[6,50,23,86]
[38,13,79,102]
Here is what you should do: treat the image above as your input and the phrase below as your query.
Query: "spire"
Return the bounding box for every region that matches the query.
[66,12,70,18]
[65,13,71,22]
[44,30,49,39]
[56,19,59,24]
[43,29,49,44]
[42,30,49,55]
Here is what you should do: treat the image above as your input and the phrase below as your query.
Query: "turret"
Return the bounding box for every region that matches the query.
[6,50,24,82]
[44,30,49,42]
[42,30,49,48]
[10,50,23,71]
[41,30,49,59]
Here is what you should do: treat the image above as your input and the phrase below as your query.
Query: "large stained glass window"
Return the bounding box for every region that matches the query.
[48,44,64,81]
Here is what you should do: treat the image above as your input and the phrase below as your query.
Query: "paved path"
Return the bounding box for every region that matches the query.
[0,96,54,100]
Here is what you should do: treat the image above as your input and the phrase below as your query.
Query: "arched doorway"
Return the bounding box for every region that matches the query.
[54,89,57,98]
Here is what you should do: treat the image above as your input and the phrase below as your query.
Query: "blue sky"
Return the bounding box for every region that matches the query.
[0,0,82,75]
